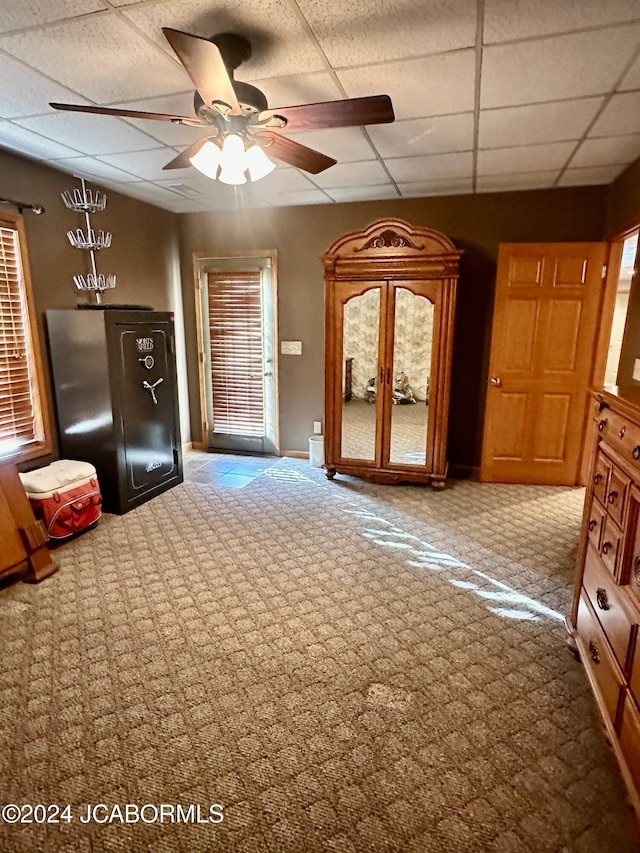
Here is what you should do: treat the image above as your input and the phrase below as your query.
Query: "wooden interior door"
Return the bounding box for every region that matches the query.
[481,242,607,485]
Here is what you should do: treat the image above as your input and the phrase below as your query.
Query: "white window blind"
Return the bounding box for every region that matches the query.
[0,217,47,459]
[207,270,265,437]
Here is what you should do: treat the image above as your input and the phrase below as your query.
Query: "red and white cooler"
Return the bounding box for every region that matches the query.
[19,460,102,541]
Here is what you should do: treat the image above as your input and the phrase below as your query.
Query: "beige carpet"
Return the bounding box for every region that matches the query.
[1,453,638,852]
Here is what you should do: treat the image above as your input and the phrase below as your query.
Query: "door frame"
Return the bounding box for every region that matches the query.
[192,250,279,454]
[579,224,640,481]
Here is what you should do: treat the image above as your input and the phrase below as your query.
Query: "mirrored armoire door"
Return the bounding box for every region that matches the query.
[324,219,461,489]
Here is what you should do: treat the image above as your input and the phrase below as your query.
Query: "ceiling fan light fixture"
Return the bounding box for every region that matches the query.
[189,139,221,179]
[245,143,276,181]
[218,133,247,185]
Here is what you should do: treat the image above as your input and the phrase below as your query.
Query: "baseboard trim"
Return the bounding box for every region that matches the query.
[280,450,309,459]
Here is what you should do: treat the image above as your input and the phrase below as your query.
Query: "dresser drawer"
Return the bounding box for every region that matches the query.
[605,464,631,528]
[592,450,610,506]
[600,513,624,580]
[583,544,635,672]
[577,593,624,723]
[598,404,640,469]
[625,488,640,599]
[587,498,606,551]
[618,693,640,792]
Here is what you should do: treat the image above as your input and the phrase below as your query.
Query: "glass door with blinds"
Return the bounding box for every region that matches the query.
[199,256,278,454]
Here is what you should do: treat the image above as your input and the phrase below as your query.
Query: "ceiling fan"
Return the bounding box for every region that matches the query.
[50,28,395,184]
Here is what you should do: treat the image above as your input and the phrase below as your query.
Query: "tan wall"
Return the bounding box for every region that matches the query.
[606,156,640,239]
[178,186,608,465]
[0,149,183,461]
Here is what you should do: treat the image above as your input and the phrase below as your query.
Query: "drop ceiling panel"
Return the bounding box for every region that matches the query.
[108,180,192,205]
[0,13,189,103]
[243,166,317,194]
[295,0,477,66]
[15,111,164,156]
[558,165,623,186]
[398,178,473,196]
[476,171,560,192]
[479,98,604,149]
[478,142,576,175]
[326,185,400,202]
[368,114,475,157]
[120,0,325,80]
[286,127,376,163]
[0,1,639,211]
[621,53,640,89]
[571,136,640,168]
[483,0,640,44]
[194,194,270,211]
[109,93,208,147]
[0,0,107,34]
[386,152,474,183]
[51,155,143,183]
[481,26,640,108]
[589,92,640,137]
[258,190,330,207]
[255,73,343,111]
[0,55,92,119]
[0,121,80,159]
[153,178,270,209]
[310,160,390,189]
[339,50,476,121]
[96,148,184,181]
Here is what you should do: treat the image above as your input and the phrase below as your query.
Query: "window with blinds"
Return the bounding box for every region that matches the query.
[208,269,266,437]
[0,212,50,462]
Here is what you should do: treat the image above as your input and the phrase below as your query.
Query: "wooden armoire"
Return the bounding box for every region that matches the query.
[323,218,461,488]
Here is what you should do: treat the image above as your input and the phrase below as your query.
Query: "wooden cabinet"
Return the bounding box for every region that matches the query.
[0,461,58,583]
[569,386,640,817]
[322,218,461,488]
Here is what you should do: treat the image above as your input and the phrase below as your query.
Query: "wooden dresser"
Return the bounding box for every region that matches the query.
[0,461,58,583]
[569,386,640,815]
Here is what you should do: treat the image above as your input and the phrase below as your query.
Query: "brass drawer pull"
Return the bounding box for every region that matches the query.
[619,426,627,438]
[588,519,597,531]
[634,556,640,585]
[607,491,618,504]
[602,541,612,555]
[588,640,600,664]
[596,588,609,610]
[598,419,608,432]
[633,446,640,460]
[594,474,602,485]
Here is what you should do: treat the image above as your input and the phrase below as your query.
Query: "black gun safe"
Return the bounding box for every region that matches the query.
[46,309,183,514]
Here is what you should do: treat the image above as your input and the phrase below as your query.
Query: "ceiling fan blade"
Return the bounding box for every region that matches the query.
[257,131,336,174]
[163,138,210,170]
[162,28,241,116]
[49,102,203,126]
[259,95,394,132]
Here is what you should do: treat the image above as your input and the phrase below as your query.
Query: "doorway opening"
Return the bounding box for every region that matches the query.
[195,252,279,455]
[604,230,639,386]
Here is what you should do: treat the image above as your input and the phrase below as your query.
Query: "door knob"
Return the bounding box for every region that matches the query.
[489,377,502,387]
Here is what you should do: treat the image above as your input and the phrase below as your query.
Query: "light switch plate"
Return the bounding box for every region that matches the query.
[281,340,302,355]
[634,358,640,381]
